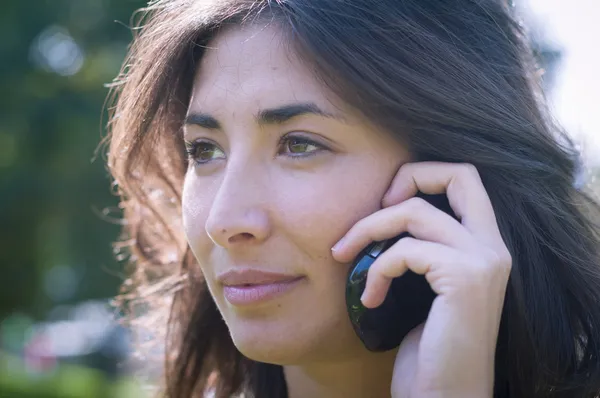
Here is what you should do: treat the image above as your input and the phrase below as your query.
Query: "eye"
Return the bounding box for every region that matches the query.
[184,140,225,165]
[279,135,325,158]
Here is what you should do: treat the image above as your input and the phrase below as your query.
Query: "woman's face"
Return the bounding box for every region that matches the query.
[182,24,410,364]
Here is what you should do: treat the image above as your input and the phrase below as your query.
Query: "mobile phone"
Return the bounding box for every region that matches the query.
[345,192,456,352]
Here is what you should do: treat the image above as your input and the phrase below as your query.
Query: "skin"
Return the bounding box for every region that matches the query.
[182,23,511,398]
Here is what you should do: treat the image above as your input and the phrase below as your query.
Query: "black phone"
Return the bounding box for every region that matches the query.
[345,192,456,352]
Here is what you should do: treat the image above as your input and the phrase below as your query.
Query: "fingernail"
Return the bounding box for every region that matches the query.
[360,291,370,307]
[332,237,346,253]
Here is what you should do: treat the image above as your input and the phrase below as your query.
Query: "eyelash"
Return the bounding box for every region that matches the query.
[184,134,328,166]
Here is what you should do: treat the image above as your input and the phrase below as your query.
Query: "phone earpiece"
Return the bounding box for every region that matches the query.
[345,192,456,351]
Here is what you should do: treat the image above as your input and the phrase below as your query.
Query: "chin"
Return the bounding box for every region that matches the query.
[226,316,313,364]
[223,310,364,365]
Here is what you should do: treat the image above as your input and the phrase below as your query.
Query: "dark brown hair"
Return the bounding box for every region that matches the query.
[104,0,600,397]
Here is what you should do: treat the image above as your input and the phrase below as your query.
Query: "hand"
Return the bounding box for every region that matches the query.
[331,162,512,398]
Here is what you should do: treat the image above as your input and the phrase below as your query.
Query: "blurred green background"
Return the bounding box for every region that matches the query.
[1,0,147,324]
[0,1,598,397]
[1,1,148,396]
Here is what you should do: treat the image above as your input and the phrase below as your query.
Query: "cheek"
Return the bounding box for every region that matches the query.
[279,161,391,250]
[181,174,214,254]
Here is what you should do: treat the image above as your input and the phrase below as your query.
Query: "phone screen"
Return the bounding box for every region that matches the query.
[345,193,455,351]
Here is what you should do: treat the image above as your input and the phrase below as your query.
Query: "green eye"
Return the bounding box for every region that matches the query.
[184,135,327,166]
[282,136,322,156]
[185,141,225,164]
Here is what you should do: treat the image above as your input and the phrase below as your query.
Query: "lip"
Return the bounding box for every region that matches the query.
[217,269,305,306]
[217,268,303,286]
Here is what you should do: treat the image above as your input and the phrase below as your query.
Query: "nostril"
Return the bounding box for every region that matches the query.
[229,232,254,243]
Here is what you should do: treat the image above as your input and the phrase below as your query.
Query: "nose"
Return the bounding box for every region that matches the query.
[205,163,272,248]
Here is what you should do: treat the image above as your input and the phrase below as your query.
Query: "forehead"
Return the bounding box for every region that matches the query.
[189,24,350,118]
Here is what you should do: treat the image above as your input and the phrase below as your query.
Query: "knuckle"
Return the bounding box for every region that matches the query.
[398,236,417,246]
[404,196,429,212]
[398,161,419,179]
[458,162,479,178]
[402,197,429,230]
[483,247,513,273]
[400,161,417,171]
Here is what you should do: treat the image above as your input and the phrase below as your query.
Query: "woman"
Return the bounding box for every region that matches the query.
[104,0,600,397]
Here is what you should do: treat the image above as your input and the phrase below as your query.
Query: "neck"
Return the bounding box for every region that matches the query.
[283,348,398,398]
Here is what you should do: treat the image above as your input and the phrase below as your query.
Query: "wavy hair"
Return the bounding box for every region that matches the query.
[103,0,600,396]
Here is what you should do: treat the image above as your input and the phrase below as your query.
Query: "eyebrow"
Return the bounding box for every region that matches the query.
[183,102,346,130]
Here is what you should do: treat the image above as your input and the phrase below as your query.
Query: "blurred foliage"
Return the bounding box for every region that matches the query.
[0,352,145,398]
[0,0,146,322]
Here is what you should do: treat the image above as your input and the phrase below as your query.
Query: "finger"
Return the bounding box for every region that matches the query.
[381,161,503,250]
[331,196,469,263]
[391,323,425,398]
[361,237,460,308]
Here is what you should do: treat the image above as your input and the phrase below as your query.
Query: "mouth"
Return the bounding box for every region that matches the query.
[217,269,305,306]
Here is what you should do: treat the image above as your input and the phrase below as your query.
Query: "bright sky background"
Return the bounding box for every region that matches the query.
[523,0,600,165]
